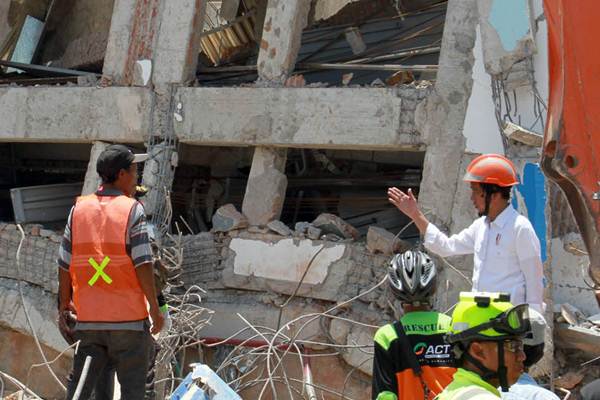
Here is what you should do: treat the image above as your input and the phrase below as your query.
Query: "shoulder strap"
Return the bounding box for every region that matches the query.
[392,320,422,376]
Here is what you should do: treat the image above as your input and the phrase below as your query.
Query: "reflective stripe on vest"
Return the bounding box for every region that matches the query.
[70,194,148,322]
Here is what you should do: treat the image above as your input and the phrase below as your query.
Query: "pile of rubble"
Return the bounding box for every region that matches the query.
[553,300,600,396]
[212,203,410,254]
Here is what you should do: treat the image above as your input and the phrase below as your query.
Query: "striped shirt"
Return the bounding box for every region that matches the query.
[57,187,152,331]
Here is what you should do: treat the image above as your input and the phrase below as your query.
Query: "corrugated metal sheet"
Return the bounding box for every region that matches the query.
[10,182,82,223]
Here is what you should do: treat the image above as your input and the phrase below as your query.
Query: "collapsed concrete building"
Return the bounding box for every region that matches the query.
[0,0,598,398]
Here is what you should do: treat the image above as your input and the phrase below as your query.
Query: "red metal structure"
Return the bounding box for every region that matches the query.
[543,0,600,284]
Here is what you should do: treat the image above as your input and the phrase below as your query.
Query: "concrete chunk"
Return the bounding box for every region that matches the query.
[295,221,311,234]
[307,226,322,240]
[212,204,248,232]
[366,226,410,255]
[312,213,359,240]
[267,220,292,236]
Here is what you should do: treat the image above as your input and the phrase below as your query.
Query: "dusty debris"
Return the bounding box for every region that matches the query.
[555,371,585,390]
[211,204,249,232]
[312,213,359,240]
[267,220,292,236]
[366,226,410,255]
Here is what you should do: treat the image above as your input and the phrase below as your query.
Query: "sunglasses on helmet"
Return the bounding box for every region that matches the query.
[449,304,531,343]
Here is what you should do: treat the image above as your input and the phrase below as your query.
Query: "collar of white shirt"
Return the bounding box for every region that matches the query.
[488,204,516,229]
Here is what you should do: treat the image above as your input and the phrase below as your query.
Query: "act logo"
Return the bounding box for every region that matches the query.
[413,342,427,356]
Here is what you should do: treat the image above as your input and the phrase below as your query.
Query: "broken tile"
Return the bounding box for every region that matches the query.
[212,204,248,233]
[312,213,359,240]
[267,220,292,236]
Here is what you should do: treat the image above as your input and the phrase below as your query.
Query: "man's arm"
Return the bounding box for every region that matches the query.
[58,268,72,312]
[516,223,544,312]
[388,187,477,257]
[136,263,164,334]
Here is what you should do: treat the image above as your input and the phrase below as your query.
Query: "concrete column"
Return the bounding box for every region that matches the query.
[82,141,109,195]
[415,0,479,311]
[102,0,161,85]
[242,147,288,225]
[241,0,308,226]
[152,0,207,84]
[103,0,205,85]
[257,0,310,84]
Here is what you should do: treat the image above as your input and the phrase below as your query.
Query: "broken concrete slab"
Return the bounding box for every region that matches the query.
[0,278,67,352]
[212,204,249,232]
[229,237,344,285]
[555,322,600,358]
[267,220,292,236]
[242,147,288,226]
[0,87,150,143]
[366,226,410,255]
[503,121,543,147]
[312,213,359,240]
[174,87,422,150]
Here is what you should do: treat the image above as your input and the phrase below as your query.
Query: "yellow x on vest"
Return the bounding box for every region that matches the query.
[88,256,113,286]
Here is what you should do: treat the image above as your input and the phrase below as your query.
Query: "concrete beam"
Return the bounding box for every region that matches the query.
[174,87,423,150]
[257,0,310,83]
[0,87,151,143]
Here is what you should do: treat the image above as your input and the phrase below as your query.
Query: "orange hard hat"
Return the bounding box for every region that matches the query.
[463,154,519,187]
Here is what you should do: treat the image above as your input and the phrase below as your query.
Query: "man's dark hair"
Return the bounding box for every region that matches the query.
[480,183,512,200]
[96,144,136,184]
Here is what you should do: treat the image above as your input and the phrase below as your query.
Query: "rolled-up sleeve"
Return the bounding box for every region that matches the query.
[127,203,153,268]
[424,221,478,258]
[515,222,544,312]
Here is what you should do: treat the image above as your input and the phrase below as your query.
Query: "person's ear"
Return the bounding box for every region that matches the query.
[469,341,488,364]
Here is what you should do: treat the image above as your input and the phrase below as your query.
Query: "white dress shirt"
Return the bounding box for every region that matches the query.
[424,205,544,311]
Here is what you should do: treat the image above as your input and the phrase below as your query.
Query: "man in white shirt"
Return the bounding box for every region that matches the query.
[388,154,544,312]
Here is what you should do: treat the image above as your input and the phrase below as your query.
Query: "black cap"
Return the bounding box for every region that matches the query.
[96,144,149,182]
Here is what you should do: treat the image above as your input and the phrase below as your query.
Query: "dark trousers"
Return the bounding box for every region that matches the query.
[66,329,152,400]
[91,338,160,400]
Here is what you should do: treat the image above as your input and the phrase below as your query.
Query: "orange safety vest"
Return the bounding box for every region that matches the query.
[70,194,148,322]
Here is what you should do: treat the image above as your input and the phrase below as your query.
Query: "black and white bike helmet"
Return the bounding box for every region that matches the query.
[388,250,437,305]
